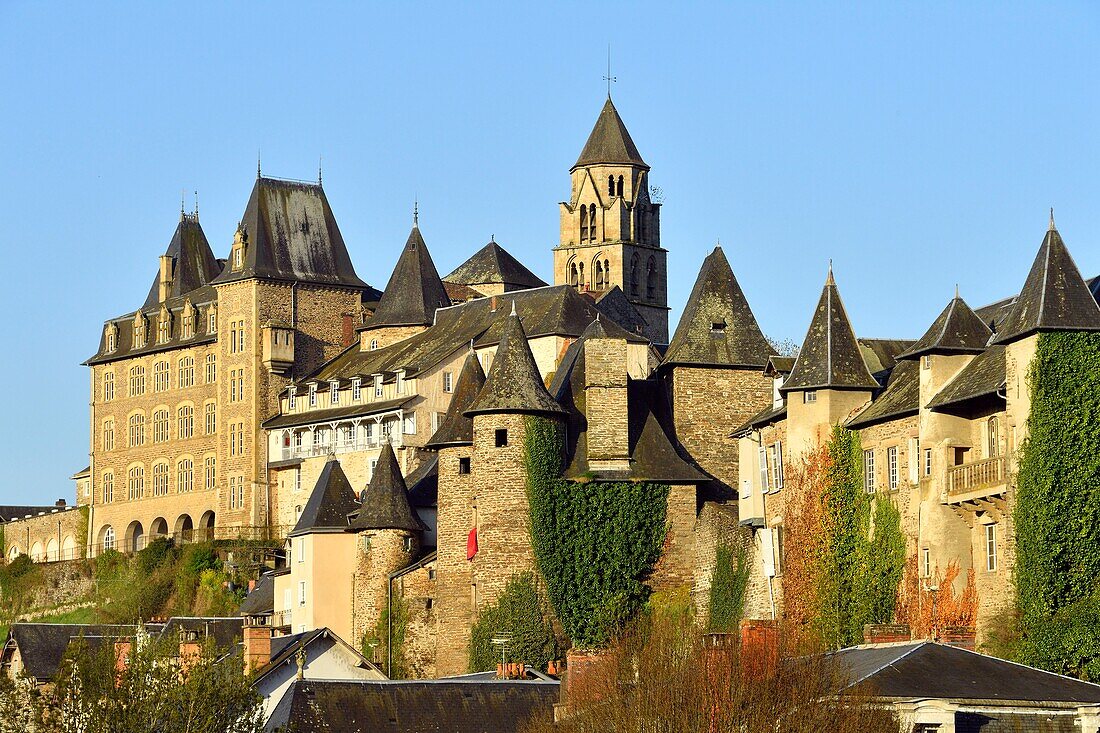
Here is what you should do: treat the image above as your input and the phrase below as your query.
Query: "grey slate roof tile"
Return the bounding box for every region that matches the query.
[928,345,1007,413]
[466,307,565,416]
[142,215,222,309]
[348,443,426,532]
[289,457,360,536]
[424,349,485,448]
[846,359,920,429]
[444,240,547,291]
[369,224,452,327]
[573,97,648,170]
[898,295,994,360]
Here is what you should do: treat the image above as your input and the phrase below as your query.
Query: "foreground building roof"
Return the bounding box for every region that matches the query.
[927,345,1007,413]
[425,349,486,448]
[369,223,452,328]
[444,239,547,292]
[573,96,648,170]
[466,307,565,416]
[783,268,879,392]
[662,246,771,370]
[994,220,1100,343]
[289,457,360,536]
[212,177,369,289]
[897,293,992,360]
[348,443,426,532]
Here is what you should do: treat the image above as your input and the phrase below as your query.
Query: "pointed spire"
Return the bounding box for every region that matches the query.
[413,200,419,227]
[289,457,360,536]
[318,155,322,186]
[257,151,261,179]
[897,290,992,360]
[994,219,1100,343]
[662,246,771,369]
[180,190,186,220]
[782,267,878,392]
[466,309,565,416]
[369,222,452,327]
[426,349,487,448]
[348,443,426,532]
[143,207,220,309]
[573,97,648,171]
[510,299,517,316]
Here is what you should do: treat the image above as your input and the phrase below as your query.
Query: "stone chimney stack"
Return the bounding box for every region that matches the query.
[243,618,272,673]
[158,254,174,303]
[583,336,631,472]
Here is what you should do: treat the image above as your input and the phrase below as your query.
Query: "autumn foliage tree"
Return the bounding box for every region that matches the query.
[896,557,979,639]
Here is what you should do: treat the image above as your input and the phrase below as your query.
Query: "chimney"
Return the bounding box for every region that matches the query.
[247,579,257,593]
[739,619,779,682]
[863,623,912,644]
[490,296,498,312]
[158,255,174,303]
[563,648,616,712]
[341,313,356,347]
[55,499,66,508]
[583,337,631,472]
[243,618,272,673]
[178,629,201,672]
[940,626,976,650]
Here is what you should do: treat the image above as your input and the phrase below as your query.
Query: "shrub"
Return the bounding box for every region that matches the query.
[707,545,749,633]
[469,572,559,673]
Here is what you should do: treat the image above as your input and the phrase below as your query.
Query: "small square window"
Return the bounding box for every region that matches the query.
[495,429,508,447]
[803,390,817,404]
[428,568,436,580]
[458,457,471,475]
[425,598,434,610]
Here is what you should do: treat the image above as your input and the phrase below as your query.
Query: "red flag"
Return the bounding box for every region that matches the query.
[467,526,478,560]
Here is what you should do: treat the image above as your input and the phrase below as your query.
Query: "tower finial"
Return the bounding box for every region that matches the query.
[193,190,198,219]
[180,189,186,221]
[604,43,617,98]
[318,155,323,186]
[413,199,419,227]
[257,151,261,179]
[1049,207,1056,231]
[955,283,959,299]
[510,300,517,316]
[826,259,834,285]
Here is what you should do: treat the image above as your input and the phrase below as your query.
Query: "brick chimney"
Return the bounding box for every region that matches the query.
[158,255,174,303]
[863,623,912,644]
[243,618,272,672]
[55,499,66,508]
[939,626,976,650]
[739,619,779,682]
[341,313,356,347]
[583,337,631,472]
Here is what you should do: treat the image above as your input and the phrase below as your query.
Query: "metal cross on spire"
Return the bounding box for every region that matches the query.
[604,44,617,97]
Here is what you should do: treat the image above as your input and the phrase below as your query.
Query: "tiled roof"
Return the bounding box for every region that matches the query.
[5,624,141,680]
[425,349,485,448]
[783,269,878,392]
[897,295,993,360]
[141,214,222,309]
[238,573,275,616]
[155,617,243,649]
[573,97,648,170]
[466,307,565,417]
[405,455,438,509]
[994,223,1100,343]
[591,286,649,337]
[731,403,788,437]
[289,457,360,536]
[927,345,1007,413]
[846,360,920,429]
[210,177,371,290]
[369,224,451,328]
[261,397,412,430]
[662,247,770,370]
[444,240,547,291]
[348,443,427,532]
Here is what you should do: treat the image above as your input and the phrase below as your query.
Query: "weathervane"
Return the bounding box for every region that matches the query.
[604,44,617,97]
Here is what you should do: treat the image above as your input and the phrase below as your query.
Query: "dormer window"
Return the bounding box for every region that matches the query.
[352,378,362,401]
[288,387,296,410]
[308,384,317,407]
[374,376,383,398]
[329,380,340,404]
[370,339,378,351]
[182,302,196,339]
[207,305,217,334]
[396,371,404,395]
[105,324,118,353]
[231,226,247,272]
[710,321,727,333]
[157,317,171,344]
[133,314,148,347]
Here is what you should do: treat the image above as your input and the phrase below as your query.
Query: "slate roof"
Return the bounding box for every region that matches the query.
[550,321,709,483]
[730,403,788,437]
[765,356,796,376]
[592,286,649,336]
[4,624,140,680]
[0,505,70,523]
[928,345,1007,413]
[662,247,771,370]
[995,223,1100,343]
[466,307,566,417]
[348,443,427,532]
[425,349,486,448]
[444,240,547,291]
[846,359,921,429]
[156,617,243,649]
[832,641,1100,704]
[857,339,913,375]
[141,214,222,309]
[261,397,413,430]
[211,177,370,290]
[254,628,381,686]
[573,96,648,170]
[289,457,360,536]
[303,285,645,387]
[369,224,452,328]
[266,678,559,733]
[783,269,879,392]
[86,285,218,365]
[898,295,993,360]
[239,573,275,616]
[405,455,438,509]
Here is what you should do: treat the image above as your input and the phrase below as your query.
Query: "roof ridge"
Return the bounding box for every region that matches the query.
[949,641,1100,691]
[842,641,928,690]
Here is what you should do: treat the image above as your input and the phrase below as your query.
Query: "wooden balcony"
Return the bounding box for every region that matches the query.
[942,456,1008,523]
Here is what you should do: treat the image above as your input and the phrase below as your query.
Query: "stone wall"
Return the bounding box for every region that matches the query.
[2,507,86,563]
[351,530,418,648]
[394,559,437,679]
[433,443,475,676]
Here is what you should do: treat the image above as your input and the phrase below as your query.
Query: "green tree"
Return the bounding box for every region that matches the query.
[469,572,559,672]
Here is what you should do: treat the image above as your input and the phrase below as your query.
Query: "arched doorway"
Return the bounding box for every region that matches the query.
[199,511,215,542]
[124,521,144,554]
[46,538,58,562]
[98,525,116,553]
[8,545,20,561]
[30,542,43,562]
[174,514,194,543]
[62,535,77,561]
[150,517,169,539]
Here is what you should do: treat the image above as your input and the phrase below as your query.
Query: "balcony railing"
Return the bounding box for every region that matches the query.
[278,435,402,462]
[946,456,1007,496]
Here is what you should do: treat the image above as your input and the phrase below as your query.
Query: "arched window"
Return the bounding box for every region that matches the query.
[589,204,597,241]
[594,260,605,290]
[205,354,217,383]
[204,456,217,490]
[646,257,657,299]
[370,339,378,351]
[579,205,589,242]
[153,409,168,442]
[154,361,169,392]
[578,262,585,289]
[629,254,640,296]
[102,471,114,503]
[178,405,194,439]
[128,465,144,500]
[102,418,115,451]
[570,262,579,288]
[987,417,1000,458]
[178,459,193,493]
[178,356,195,388]
[103,372,115,401]
[105,324,118,353]
[608,175,615,196]
[129,366,146,397]
[617,176,624,197]
[129,413,146,447]
[153,462,169,497]
[603,259,610,286]
[102,526,116,552]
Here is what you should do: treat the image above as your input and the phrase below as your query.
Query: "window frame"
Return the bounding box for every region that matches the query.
[985,524,998,572]
[863,449,876,493]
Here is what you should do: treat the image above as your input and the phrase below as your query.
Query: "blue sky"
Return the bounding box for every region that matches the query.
[1,2,1098,504]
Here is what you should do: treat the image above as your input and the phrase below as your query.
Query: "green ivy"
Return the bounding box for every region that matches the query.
[525,416,669,649]
[1015,331,1100,675]
[468,572,559,672]
[857,494,907,628]
[707,544,749,633]
[364,596,410,679]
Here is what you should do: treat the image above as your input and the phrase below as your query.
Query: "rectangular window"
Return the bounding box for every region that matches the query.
[495,428,508,447]
[204,403,216,434]
[887,446,898,490]
[396,372,404,394]
[803,390,817,403]
[294,468,302,493]
[922,548,931,578]
[768,442,784,490]
[985,524,998,571]
[908,438,920,484]
[330,381,340,404]
[288,387,296,410]
[443,371,453,393]
[404,414,416,435]
[924,448,932,476]
[204,457,216,490]
[103,372,115,401]
[205,354,216,383]
[103,419,115,451]
[208,310,217,334]
[298,581,306,606]
[102,473,114,503]
[458,457,471,475]
[297,537,305,564]
[309,384,317,407]
[374,377,383,398]
[352,378,361,401]
[758,445,769,491]
[863,450,876,493]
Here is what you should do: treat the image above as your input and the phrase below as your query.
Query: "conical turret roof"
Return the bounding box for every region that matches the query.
[348,443,426,532]
[994,220,1100,343]
[289,457,360,537]
[444,240,547,291]
[425,348,486,448]
[898,293,992,360]
[465,306,566,416]
[143,214,221,308]
[370,224,452,327]
[573,97,648,170]
[662,246,771,369]
[782,268,878,392]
